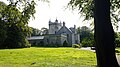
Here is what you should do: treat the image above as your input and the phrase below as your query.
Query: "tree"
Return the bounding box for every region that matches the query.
[94,0,119,66]
[0,2,7,47]
[77,26,91,41]
[68,0,120,67]
[30,27,48,36]
[115,32,120,47]
[31,27,41,36]
[0,0,36,48]
[41,27,48,35]
[77,26,94,47]
[68,0,120,30]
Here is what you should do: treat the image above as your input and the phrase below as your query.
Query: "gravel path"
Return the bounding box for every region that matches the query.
[80,47,95,52]
[79,47,120,65]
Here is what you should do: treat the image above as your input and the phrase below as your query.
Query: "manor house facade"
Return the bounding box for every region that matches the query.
[28,19,80,47]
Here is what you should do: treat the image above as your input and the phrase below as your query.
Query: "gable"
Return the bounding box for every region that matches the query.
[56,26,73,34]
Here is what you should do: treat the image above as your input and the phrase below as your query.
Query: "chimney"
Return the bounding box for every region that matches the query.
[63,22,65,26]
[74,25,76,29]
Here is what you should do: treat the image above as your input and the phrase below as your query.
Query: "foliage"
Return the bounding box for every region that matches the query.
[0,0,36,48]
[0,47,97,67]
[77,26,94,47]
[31,27,41,36]
[41,27,48,35]
[0,2,7,47]
[116,48,120,55]
[81,37,95,47]
[30,27,48,36]
[115,32,120,47]
[3,25,31,48]
[68,0,120,30]
[72,44,81,48]
[77,26,92,42]
[0,19,7,47]
[69,0,119,66]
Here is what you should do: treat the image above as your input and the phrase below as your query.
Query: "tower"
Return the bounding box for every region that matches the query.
[48,19,62,34]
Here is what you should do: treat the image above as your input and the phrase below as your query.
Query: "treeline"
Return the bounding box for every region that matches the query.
[31,27,48,36]
[77,26,94,47]
[77,26,120,47]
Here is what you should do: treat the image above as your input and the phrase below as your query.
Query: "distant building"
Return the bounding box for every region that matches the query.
[28,19,80,47]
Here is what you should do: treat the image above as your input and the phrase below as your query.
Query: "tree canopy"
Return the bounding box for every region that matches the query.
[0,0,36,48]
[68,0,120,30]
[77,26,94,47]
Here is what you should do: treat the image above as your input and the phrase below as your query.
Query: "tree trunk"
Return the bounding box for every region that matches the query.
[94,0,119,67]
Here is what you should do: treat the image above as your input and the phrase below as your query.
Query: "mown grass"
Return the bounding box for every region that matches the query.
[0,47,97,67]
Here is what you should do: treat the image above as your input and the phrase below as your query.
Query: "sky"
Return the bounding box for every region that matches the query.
[0,0,90,30]
[28,0,89,29]
[1,0,120,31]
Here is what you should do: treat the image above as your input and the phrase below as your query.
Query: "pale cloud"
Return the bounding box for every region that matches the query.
[29,0,89,29]
[1,0,120,32]
[0,0,90,30]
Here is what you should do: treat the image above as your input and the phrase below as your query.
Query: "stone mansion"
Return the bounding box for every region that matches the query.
[28,19,80,47]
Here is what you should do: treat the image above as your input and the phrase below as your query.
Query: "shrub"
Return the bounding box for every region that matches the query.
[72,44,81,48]
[81,38,95,47]
[115,38,120,47]
[3,25,31,49]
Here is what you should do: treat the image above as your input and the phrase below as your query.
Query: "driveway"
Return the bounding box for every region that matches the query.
[80,47,120,65]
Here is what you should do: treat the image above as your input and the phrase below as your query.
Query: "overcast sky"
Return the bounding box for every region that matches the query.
[1,0,88,29]
[1,0,119,31]
[28,0,90,29]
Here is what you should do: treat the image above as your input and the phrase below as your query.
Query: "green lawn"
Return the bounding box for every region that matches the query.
[0,47,97,67]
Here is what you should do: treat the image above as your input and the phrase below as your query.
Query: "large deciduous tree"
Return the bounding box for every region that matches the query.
[68,0,120,67]
[68,0,120,30]
[94,0,119,66]
[0,2,7,47]
[77,26,94,47]
[0,0,36,48]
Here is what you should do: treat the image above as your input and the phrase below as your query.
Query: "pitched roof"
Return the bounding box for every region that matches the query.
[27,36,44,40]
[56,26,73,34]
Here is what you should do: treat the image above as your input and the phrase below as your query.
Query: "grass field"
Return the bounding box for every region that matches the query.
[0,47,97,67]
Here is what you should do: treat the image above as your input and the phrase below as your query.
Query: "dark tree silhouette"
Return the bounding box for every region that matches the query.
[68,0,120,66]
[94,0,119,67]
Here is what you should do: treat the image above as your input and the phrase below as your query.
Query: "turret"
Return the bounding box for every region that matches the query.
[55,18,58,23]
[74,25,76,29]
[49,19,52,24]
[73,25,76,34]
[48,19,62,34]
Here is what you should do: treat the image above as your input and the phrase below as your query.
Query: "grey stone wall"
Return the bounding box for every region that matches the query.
[28,39,44,46]
[74,34,80,44]
[48,20,62,34]
[44,34,67,47]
